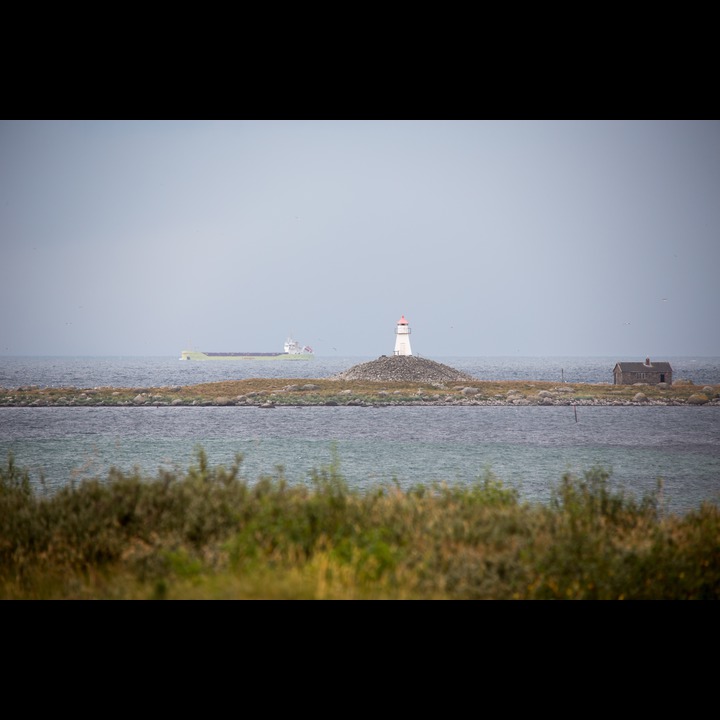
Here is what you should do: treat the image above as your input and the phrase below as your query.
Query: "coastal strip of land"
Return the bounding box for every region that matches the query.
[2,378,718,407]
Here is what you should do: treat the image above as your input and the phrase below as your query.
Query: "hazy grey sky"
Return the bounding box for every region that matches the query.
[1,120,718,357]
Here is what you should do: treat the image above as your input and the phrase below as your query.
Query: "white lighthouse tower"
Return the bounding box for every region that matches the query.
[394,315,412,356]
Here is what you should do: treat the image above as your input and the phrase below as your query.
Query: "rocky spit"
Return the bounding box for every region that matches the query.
[1,385,718,407]
[1,354,718,407]
[331,355,475,383]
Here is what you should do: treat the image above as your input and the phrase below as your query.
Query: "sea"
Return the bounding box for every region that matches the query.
[1,355,719,517]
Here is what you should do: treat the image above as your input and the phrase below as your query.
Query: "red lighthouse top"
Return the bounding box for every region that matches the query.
[397,315,409,325]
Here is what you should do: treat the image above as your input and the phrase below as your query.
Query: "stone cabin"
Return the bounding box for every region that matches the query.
[613,358,673,385]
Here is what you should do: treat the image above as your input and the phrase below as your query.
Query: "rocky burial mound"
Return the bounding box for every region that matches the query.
[331,355,475,383]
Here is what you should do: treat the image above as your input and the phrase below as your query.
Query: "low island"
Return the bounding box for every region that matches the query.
[2,356,718,407]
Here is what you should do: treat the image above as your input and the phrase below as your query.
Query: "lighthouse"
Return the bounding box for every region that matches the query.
[394,315,412,356]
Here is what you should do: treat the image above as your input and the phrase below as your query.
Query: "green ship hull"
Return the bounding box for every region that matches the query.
[180,337,314,361]
[180,350,313,361]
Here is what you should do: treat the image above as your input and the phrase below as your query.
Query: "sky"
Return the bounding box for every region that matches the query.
[1,119,718,358]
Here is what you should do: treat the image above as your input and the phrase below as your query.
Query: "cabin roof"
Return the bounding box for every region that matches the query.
[614,362,673,372]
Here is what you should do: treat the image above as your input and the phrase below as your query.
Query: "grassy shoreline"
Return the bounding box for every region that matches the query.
[2,378,719,407]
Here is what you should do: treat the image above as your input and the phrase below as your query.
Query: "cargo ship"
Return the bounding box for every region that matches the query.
[180,337,314,361]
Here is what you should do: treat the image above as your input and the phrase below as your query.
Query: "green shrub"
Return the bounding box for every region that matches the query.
[1,450,718,600]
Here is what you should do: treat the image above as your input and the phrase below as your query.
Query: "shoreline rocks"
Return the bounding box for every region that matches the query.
[1,354,719,407]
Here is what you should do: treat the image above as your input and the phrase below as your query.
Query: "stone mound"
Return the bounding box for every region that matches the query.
[331,355,475,383]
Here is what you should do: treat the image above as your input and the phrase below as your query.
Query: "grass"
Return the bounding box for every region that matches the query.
[1,448,718,600]
[2,378,719,406]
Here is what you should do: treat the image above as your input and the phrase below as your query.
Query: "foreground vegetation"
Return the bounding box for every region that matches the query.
[1,449,718,600]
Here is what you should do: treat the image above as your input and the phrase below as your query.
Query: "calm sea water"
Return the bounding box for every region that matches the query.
[1,355,719,517]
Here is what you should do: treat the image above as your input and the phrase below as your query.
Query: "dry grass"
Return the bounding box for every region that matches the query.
[2,378,718,406]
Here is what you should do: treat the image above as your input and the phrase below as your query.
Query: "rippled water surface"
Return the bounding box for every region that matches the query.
[2,403,718,517]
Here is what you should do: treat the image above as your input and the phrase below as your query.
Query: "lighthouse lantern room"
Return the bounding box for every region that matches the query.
[394,315,412,356]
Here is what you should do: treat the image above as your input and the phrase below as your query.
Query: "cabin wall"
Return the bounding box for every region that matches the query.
[613,370,673,385]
